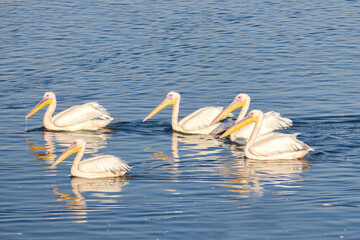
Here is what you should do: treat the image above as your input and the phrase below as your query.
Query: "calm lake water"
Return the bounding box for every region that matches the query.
[1,0,360,239]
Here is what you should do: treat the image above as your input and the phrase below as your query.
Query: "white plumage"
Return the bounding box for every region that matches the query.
[26,92,114,131]
[249,133,308,157]
[220,110,313,160]
[231,111,293,144]
[51,139,131,178]
[78,155,130,174]
[211,93,292,144]
[143,91,234,135]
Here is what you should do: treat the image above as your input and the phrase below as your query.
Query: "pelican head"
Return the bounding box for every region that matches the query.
[219,109,262,139]
[211,93,250,125]
[143,91,180,122]
[50,139,85,168]
[25,92,55,119]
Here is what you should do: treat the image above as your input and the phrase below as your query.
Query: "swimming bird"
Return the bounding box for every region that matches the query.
[50,139,131,178]
[142,91,235,135]
[219,110,313,160]
[211,93,292,144]
[26,92,114,131]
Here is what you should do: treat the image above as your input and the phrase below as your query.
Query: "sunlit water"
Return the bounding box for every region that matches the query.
[1,0,360,239]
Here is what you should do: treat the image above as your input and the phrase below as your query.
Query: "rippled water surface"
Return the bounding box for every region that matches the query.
[1,0,360,239]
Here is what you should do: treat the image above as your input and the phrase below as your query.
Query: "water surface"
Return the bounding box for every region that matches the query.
[1,0,360,239]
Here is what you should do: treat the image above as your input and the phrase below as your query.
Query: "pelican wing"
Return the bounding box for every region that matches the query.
[262,111,292,131]
[250,134,310,156]
[179,106,233,131]
[53,102,112,127]
[79,155,130,173]
[232,111,292,140]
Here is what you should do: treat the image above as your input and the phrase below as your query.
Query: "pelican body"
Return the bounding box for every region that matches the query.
[220,110,313,160]
[211,93,292,144]
[51,139,130,178]
[143,91,234,135]
[26,92,114,131]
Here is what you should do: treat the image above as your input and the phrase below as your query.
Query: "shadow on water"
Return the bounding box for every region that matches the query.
[110,120,173,135]
[25,126,47,132]
[25,119,173,136]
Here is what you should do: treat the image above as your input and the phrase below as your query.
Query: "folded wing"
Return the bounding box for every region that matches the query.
[53,102,112,127]
[79,155,131,173]
[250,134,310,156]
[179,106,234,131]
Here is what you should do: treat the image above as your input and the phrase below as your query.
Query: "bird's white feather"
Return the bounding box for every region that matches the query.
[232,111,292,141]
[79,155,130,173]
[250,134,311,156]
[180,106,234,131]
[262,111,293,131]
[53,102,112,127]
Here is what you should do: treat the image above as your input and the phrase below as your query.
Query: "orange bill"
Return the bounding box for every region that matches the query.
[210,99,246,125]
[25,97,53,119]
[50,142,79,168]
[219,115,257,139]
[143,97,176,122]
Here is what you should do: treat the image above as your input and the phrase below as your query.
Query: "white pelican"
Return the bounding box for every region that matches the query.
[211,93,292,144]
[220,110,313,160]
[26,92,114,131]
[142,91,235,135]
[50,139,131,178]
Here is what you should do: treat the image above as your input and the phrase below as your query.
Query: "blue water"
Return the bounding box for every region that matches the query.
[1,0,360,239]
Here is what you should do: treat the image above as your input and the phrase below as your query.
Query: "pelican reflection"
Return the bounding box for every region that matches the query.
[218,144,310,198]
[43,130,111,154]
[50,177,129,223]
[26,130,112,165]
[171,132,227,159]
[145,132,230,176]
[145,132,229,162]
